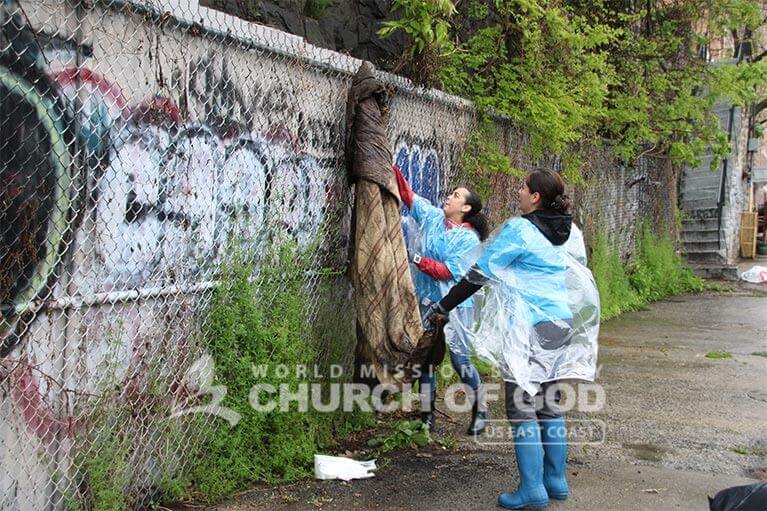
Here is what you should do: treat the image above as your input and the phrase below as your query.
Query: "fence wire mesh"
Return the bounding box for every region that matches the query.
[0,0,677,509]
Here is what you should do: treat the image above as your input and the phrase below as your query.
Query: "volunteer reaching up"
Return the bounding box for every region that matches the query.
[393,165,490,436]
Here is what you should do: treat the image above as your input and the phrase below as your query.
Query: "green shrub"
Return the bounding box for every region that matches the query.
[66,327,201,511]
[190,242,372,501]
[629,226,703,301]
[589,226,703,322]
[191,243,315,498]
[68,410,132,511]
[589,231,642,321]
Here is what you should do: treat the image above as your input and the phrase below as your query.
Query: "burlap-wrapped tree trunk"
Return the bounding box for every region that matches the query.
[345,62,443,385]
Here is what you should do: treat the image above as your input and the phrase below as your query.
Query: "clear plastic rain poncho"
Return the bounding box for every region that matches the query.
[461,217,600,395]
[402,196,481,355]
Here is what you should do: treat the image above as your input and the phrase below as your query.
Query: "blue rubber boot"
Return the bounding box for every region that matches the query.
[540,417,569,500]
[498,421,549,510]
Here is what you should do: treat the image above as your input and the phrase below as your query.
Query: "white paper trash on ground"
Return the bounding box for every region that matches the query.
[314,455,377,481]
[741,266,767,284]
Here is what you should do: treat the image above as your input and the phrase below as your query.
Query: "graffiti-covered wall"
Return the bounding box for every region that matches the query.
[0,0,474,508]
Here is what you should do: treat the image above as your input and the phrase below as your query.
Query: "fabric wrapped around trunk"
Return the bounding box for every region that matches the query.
[345,62,444,385]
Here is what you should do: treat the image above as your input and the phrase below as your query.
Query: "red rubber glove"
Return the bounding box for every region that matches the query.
[417,257,453,280]
[393,165,414,208]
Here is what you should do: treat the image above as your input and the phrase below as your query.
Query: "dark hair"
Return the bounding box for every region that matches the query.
[526,169,572,214]
[461,188,490,241]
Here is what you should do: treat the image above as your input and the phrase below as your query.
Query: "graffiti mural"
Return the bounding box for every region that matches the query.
[96,122,171,288]
[393,139,444,257]
[0,4,338,506]
[94,113,330,290]
[0,1,475,507]
[394,140,442,206]
[51,68,128,169]
[2,30,333,302]
[0,6,76,355]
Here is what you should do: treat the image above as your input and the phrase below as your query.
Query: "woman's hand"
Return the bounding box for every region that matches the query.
[421,301,448,331]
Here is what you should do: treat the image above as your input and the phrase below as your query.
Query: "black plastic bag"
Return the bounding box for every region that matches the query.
[709,482,767,511]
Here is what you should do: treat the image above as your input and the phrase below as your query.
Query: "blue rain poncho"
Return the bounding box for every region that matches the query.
[405,195,481,309]
[465,217,600,395]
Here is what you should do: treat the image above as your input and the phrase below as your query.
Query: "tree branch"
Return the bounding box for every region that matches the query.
[751,49,767,63]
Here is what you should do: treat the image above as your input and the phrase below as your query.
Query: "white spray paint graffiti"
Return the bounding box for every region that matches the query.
[96,117,329,290]
[296,156,328,246]
[162,125,225,277]
[218,138,269,247]
[97,125,171,289]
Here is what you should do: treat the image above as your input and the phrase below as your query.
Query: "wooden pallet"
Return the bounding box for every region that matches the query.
[740,212,758,259]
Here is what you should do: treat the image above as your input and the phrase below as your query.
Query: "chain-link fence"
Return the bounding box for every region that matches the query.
[445,121,677,257]
[0,1,677,509]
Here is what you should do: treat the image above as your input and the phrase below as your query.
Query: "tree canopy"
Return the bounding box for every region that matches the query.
[380,0,767,169]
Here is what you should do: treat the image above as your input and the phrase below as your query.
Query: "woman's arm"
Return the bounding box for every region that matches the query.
[414,220,481,281]
[393,166,443,225]
[393,165,414,208]
[438,268,487,311]
[421,267,485,329]
[438,221,523,311]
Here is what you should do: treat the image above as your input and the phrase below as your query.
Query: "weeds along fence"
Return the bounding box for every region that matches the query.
[0,0,676,508]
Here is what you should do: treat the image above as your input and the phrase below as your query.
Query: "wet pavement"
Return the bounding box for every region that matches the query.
[201,286,767,511]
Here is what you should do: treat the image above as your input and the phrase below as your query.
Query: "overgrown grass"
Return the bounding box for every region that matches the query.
[589,231,643,320]
[66,237,371,508]
[629,226,704,301]
[189,242,373,501]
[66,329,201,510]
[589,226,703,321]
[67,410,131,511]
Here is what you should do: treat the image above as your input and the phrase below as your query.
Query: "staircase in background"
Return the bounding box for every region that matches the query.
[679,104,739,280]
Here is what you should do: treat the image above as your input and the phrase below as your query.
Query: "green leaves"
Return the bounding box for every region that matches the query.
[383,0,767,172]
[707,0,763,32]
[590,224,703,321]
[366,419,433,453]
[191,242,369,501]
[629,225,704,302]
[377,0,456,57]
[440,0,618,159]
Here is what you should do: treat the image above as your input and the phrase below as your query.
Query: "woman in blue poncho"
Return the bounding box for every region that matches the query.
[424,169,597,510]
[393,165,490,436]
